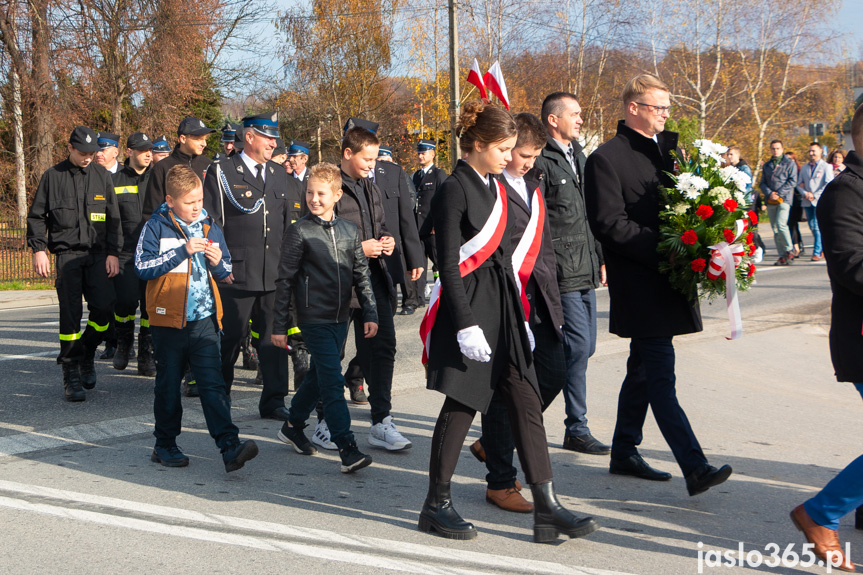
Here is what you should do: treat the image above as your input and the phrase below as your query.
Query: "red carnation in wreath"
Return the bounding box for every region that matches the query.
[681,230,698,245]
[723,228,736,243]
[747,210,758,225]
[695,205,713,220]
[690,258,707,273]
[723,199,738,212]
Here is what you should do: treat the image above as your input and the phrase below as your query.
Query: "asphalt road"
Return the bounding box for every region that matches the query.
[1,252,858,575]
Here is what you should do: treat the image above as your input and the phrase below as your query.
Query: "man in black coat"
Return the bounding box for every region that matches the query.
[584,74,731,496]
[143,116,214,219]
[374,151,425,313]
[202,113,293,421]
[533,92,609,457]
[789,104,863,571]
[411,139,447,306]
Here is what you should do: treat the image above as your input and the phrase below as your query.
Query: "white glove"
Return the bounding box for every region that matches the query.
[457,325,492,363]
[525,321,535,352]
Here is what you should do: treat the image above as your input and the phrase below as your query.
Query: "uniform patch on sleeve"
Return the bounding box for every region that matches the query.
[90,213,106,222]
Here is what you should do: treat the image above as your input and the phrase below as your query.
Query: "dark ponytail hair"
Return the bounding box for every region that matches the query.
[456,100,517,152]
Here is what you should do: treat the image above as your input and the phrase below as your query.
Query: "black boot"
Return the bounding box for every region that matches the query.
[62,362,86,402]
[137,332,156,377]
[80,347,97,390]
[418,482,478,540]
[113,324,134,371]
[530,481,599,543]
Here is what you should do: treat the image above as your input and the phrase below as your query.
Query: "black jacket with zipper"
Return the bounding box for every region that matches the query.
[112,162,151,254]
[142,146,212,219]
[272,214,377,335]
[533,137,603,294]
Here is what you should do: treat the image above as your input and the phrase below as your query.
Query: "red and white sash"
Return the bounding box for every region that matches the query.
[419,179,508,364]
[511,187,545,319]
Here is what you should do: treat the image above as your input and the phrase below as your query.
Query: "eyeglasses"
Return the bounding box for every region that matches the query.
[635,102,671,116]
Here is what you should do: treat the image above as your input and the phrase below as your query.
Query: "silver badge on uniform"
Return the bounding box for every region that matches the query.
[237,164,243,173]
[269,166,274,174]
[86,134,92,143]
[199,120,205,128]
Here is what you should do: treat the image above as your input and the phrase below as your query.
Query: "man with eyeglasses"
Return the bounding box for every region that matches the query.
[584,74,732,497]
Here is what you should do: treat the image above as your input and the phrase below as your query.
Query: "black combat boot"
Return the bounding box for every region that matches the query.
[113,324,135,371]
[530,481,599,543]
[418,482,478,540]
[62,362,86,402]
[137,332,156,377]
[80,346,97,389]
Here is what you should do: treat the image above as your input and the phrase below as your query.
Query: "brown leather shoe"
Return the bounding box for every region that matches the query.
[486,488,534,513]
[791,505,856,572]
[470,439,486,462]
[470,440,523,490]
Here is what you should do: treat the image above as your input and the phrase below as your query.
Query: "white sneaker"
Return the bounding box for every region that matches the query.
[753,247,763,263]
[368,416,412,451]
[311,420,338,450]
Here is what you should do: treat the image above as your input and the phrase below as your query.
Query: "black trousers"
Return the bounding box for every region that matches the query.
[428,363,553,490]
[112,253,149,334]
[611,336,708,476]
[343,275,396,425]
[220,289,289,416]
[480,320,565,489]
[411,236,437,307]
[56,251,115,364]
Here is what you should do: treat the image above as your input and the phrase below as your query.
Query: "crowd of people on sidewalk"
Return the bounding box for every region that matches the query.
[22,71,862,566]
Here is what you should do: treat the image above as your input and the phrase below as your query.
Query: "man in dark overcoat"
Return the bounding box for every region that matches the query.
[788,104,863,573]
[583,74,731,496]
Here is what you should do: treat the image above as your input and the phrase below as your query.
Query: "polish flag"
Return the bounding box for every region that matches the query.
[467,58,488,100]
[483,61,510,110]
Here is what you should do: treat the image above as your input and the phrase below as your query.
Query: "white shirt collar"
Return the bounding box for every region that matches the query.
[293,167,307,180]
[552,137,571,156]
[421,163,434,175]
[106,161,118,174]
[503,169,530,210]
[239,151,266,183]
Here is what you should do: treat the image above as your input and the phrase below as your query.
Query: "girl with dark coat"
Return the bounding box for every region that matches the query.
[417,100,598,543]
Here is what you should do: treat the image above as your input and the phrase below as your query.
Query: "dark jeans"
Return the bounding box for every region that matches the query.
[480,319,565,489]
[561,289,597,438]
[611,337,707,476]
[288,322,355,448]
[344,275,395,425]
[55,251,115,363]
[150,316,238,450]
[429,363,553,489]
[220,289,289,416]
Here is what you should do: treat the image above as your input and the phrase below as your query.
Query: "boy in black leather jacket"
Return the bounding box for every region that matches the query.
[271,163,379,473]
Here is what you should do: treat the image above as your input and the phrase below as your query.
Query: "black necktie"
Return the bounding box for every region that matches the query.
[255,164,264,189]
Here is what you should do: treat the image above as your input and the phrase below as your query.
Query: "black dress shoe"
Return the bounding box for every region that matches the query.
[263,406,290,421]
[685,464,732,496]
[399,306,416,316]
[610,454,672,481]
[562,434,611,455]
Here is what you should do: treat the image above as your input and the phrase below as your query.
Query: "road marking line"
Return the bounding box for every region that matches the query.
[0,351,56,362]
[0,398,260,457]
[0,480,633,575]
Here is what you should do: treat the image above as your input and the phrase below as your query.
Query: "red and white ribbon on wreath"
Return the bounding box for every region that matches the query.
[511,187,545,319]
[419,179,509,364]
[707,218,748,340]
